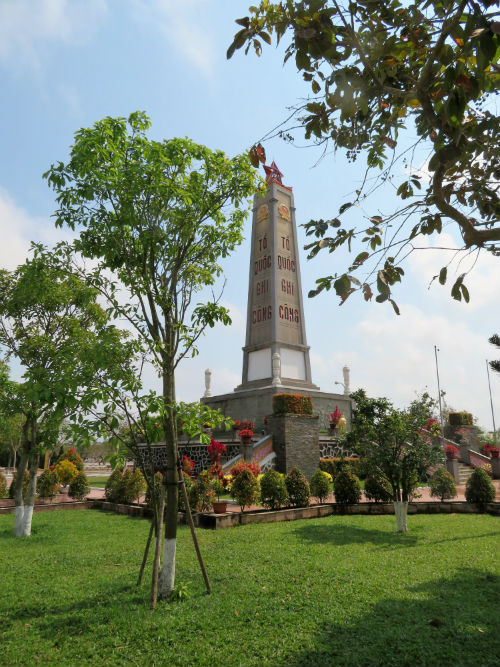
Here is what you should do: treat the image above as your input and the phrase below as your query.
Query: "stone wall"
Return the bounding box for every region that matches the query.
[136,443,241,476]
[266,413,319,480]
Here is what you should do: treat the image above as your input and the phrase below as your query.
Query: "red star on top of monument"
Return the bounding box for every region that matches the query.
[263,161,292,190]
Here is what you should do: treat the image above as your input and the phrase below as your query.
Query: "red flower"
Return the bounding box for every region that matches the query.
[207,437,227,463]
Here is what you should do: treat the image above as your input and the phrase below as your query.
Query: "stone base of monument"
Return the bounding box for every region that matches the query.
[266,413,319,481]
[202,385,352,438]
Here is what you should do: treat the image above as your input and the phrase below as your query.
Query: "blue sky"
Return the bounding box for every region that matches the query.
[0,0,498,432]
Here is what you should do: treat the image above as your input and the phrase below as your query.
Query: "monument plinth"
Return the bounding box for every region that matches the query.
[203,163,351,432]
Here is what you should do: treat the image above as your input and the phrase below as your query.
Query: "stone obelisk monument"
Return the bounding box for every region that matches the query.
[202,162,351,432]
[238,161,318,391]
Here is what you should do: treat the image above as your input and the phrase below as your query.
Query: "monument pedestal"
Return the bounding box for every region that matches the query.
[266,413,319,480]
[203,384,351,435]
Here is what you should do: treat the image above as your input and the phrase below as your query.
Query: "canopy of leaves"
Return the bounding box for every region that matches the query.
[0,247,132,453]
[229,1,500,310]
[345,389,442,501]
[44,111,259,369]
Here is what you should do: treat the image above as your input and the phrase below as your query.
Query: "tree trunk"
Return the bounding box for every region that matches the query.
[14,450,28,537]
[158,366,178,599]
[393,501,408,532]
[22,455,39,536]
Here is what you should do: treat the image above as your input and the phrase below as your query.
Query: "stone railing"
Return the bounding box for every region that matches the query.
[319,437,358,459]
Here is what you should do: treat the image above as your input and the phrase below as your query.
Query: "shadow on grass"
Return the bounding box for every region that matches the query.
[287,568,500,667]
[293,521,422,548]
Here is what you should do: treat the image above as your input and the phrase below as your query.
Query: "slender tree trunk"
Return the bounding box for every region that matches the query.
[137,519,155,587]
[158,365,178,599]
[393,501,408,532]
[22,455,39,536]
[14,449,28,537]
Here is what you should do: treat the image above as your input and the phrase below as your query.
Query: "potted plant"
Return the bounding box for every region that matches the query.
[211,477,228,513]
[490,446,500,459]
[327,406,343,434]
[445,444,459,460]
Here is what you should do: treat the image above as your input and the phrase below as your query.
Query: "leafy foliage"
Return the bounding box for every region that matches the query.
[345,389,442,504]
[285,466,310,507]
[364,469,393,503]
[230,468,260,511]
[259,469,288,509]
[230,461,261,479]
[36,469,60,500]
[429,467,457,502]
[104,468,145,504]
[54,460,78,487]
[190,470,216,513]
[68,471,90,501]
[272,393,313,415]
[333,469,362,505]
[310,469,331,503]
[465,467,496,509]
[0,471,7,498]
[229,1,500,308]
[9,471,29,500]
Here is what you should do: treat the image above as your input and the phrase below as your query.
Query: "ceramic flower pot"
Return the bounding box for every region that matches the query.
[212,500,228,514]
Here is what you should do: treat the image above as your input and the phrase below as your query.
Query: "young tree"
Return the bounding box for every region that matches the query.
[228,1,500,310]
[0,248,129,536]
[44,111,258,599]
[345,389,442,531]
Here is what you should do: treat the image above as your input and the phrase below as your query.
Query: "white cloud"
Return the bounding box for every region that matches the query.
[132,0,216,78]
[407,232,499,311]
[0,188,74,270]
[0,0,108,70]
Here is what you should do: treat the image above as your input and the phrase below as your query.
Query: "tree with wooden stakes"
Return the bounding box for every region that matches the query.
[44,111,258,605]
[0,246,130,537]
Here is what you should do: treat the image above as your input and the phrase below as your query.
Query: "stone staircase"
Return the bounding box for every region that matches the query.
[457,462,475,486]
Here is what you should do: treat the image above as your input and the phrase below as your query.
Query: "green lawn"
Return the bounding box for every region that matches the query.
[86,475,110,488]
[1,510,499,667]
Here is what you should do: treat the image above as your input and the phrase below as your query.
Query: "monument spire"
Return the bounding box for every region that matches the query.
[237,162,318,391]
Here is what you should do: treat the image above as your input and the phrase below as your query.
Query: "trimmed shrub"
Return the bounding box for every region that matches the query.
[449,411,473,426]
[272,393,313,415]
[334,469,361,505]
[190,470,216,512]
[465,467,496,509]
[260,469,288,509]
[36,469,60,500]
[68,471,90,501]
[146,471,193,512]
[429,467,457,502]
[320,457,361,478]
[364,469,393,503]
[230,468,259,511]
[55,459,78,486]
[55,447,84,472]
[9,470,30,500]
[285,467,310,507]
[310,470,331,503]
[230,461,260,479]
[0,472,8,498]
[104,468,124,503]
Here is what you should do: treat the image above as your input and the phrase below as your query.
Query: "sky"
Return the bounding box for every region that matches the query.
[0,0,498,432]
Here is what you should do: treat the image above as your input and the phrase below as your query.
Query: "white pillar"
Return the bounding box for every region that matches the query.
[342,365,350,396]
[272,352,282,387]
[204,368,212,398]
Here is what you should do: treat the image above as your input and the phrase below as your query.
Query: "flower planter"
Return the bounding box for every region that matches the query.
[491,450,499,459]
[212,501,228,514]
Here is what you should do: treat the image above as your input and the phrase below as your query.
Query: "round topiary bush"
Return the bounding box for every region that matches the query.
[310,469,331,504]
[230,468,260,511]
[36,469,60,500]
[55,459,78,487]
[68,471,90,501]
[54,447,84,471]
[465,467,496,509]
[285,467,310,507]
[334,469,361,505]
[429,467,457,502]
[260,469,288,509]
[364,469,393,503]
[104,467,124,503]
[190,470,216,512]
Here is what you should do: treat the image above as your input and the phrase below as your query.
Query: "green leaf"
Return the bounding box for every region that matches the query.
[438,267,447,285]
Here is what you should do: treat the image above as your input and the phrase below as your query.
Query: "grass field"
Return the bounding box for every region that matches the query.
[1,510,498,667]
[86,475,110,488]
